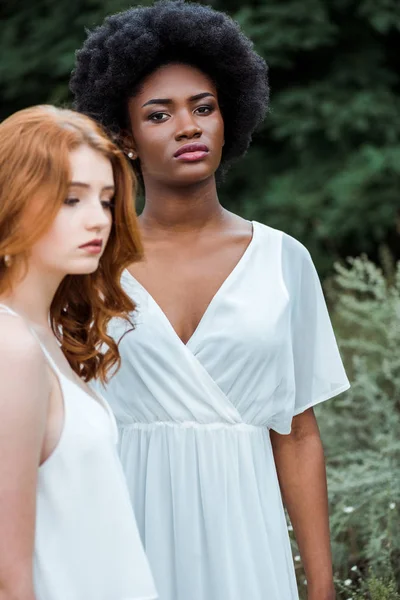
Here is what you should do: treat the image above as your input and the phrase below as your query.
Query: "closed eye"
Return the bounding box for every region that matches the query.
[64,197,79,206]
[101,199,115,209]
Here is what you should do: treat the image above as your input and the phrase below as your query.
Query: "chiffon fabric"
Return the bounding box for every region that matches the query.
[97,222,350,600]
[0,305,157,600]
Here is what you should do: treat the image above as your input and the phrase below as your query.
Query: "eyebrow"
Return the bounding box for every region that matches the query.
[69,182,115,191]
[141,92,215,108]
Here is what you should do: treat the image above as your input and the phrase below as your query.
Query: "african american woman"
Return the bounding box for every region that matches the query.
[71,2,350,599]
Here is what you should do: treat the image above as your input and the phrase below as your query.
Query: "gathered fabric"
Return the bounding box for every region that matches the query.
[96,221,350,600]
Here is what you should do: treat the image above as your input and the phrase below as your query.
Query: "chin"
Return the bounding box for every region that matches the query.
[172,167,217,187]
[67,259,102,276]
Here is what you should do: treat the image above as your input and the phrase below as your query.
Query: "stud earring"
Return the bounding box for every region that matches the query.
[127,150,136,160]
[3,255,11,267]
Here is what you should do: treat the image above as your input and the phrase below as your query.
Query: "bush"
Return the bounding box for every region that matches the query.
[320,255,400,597]
[353,574,400,600]
[289,255,400,599]
[337,571,400,600]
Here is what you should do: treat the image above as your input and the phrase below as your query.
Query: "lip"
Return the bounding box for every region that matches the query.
[79,239,103,250]
[174,143,209,160]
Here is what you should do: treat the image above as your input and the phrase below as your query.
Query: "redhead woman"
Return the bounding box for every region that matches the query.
[0,106,156,600]
[71,2,350,599]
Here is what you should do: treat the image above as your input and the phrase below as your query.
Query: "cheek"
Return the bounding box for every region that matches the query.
[206,113,224,147]
[104,216,113,241]
[46,212,73,244]
[30,214,72,258]
[215,115,225,143]
[135,124,170,159]
[210,117,225,159]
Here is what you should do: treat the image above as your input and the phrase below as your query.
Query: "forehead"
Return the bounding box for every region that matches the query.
[132,63,217,104]
[69,144,114,184]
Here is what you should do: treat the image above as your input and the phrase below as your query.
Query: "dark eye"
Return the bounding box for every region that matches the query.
[148,112,169,123]
[195,105,214,115]
[64,198,79,206]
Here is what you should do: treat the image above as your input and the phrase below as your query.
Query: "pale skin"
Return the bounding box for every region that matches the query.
[0,145,113,600]
[125,62,335,600]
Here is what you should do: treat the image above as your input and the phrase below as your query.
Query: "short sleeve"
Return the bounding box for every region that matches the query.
[282,234,350,416]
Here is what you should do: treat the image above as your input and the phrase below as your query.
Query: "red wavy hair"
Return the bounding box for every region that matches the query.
[0,105,142,383]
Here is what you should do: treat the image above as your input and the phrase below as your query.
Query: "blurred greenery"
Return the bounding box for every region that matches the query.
[1,1,400,597]
[320,256,400,597]
[293,255,400,598]
[1,0,400,274]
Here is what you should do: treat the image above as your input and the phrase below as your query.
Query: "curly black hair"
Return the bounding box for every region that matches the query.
[70,0,269,167]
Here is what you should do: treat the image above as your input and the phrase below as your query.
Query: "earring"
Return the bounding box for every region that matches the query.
[127,150,136,159]
[3,254,11,267]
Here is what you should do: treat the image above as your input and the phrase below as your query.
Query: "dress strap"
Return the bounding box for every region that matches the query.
[0,303,18,316]
[0,303,61,377]
[0,303,117,439]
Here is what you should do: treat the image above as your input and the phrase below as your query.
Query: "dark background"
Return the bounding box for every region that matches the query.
[1,0,400,275]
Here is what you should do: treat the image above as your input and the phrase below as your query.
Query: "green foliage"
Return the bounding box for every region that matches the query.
[0,0,153,112]
[317,256,400,596]
[353,574,400,600]
[335,570,400,600]
[292,255,400,598]
[1,0,399,274]
[217,0,400,274]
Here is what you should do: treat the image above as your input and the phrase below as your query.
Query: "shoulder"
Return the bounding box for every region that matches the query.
[253,223,321,302]
[253,221,312,267]
[281,232,313,277]
[0,313,45,362]
[0,313,51,456]
[0,314,50,390]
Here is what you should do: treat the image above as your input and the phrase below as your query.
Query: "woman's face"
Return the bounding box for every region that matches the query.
[127,63,225,187]
[29,144,114,277]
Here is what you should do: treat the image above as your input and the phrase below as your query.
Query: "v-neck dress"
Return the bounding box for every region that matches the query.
[96,222,350,600]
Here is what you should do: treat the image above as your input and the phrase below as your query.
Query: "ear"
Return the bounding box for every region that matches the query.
[120,129,138,160]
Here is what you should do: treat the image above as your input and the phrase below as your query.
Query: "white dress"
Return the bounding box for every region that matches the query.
[97,222,350,600]
[0,305,157,600]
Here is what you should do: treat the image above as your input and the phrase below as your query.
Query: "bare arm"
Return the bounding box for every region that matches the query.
[270,408,335,600]
[0,317,50,600]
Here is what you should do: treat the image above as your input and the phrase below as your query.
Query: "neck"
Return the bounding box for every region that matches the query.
[139,176,225,233]
[0,265,63,329]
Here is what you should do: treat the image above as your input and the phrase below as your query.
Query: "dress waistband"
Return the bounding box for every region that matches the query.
[119,420,266,432]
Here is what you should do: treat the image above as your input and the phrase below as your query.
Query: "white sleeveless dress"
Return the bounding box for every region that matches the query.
[0,304,157,600]
[94,222,350,600]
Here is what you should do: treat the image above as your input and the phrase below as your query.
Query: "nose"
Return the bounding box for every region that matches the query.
[175,110,202,141]
[86,201,111,233]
